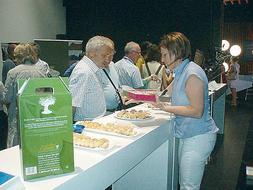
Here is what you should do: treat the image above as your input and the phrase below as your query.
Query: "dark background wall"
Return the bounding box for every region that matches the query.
[224,1,253,74]
[64,0,222,61]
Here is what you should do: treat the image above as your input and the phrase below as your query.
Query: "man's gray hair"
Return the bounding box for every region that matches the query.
[86,36,114,54]
[124,41,139,54]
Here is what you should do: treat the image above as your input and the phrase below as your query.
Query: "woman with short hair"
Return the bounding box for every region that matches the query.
[153,32,218,190]
[3,43,47,147]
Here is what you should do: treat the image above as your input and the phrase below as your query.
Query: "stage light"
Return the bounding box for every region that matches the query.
[222,62,229,72]
[222,40,230,51]
[230,45,241,56]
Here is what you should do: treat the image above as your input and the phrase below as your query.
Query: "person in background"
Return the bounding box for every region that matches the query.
[220,64,227,84]
[63,40,86,77]
[69,36,115,121]
[115,41,143,88]
[2,43,17,84]
[63,55,82,77]
[30,42,50,75]
[142,44,163,89]
[152,32,218,190]
[3,43,47,147]
[136,41,152,77]
[227,56,240,106]
[115,41,157,89]
[0,81,8,150]
[160,65,174,91]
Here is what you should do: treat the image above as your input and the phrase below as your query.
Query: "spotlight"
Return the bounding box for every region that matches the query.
[230,45,241,56]
[222,40,230,51]
[222,62,229,72]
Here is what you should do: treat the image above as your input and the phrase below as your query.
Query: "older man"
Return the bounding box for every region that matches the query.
[69,36,115,121]
[114,42,144,89]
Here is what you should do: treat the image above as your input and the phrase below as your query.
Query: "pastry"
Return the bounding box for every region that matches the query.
[80,121,137,136]
[73,133,109,149]
[116,109,151,120]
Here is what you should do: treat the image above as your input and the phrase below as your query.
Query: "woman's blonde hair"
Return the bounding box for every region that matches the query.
[160,32,191,60]
[14,43,37,65]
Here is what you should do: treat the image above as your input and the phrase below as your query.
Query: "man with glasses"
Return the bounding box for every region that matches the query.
[114,42,144,88]
[69,36,116,121]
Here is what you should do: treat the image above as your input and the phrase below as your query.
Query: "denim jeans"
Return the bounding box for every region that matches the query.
[178,132,217,190]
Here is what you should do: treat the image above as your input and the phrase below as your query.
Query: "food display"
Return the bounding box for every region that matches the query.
[116,109,152,120]
[79,121,137,136]
[73,133,109,149]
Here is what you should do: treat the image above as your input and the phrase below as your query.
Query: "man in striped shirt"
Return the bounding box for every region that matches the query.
[69,36,115,121]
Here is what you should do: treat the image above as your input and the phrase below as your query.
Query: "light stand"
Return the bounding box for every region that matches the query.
[204,40,241,82]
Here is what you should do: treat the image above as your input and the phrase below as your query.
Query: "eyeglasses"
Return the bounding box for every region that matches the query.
[131,50,141,54]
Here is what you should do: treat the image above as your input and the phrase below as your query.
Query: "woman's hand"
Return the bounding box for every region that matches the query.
[151,95,171,112]
[144,74,159,82]
[150,74,159,82]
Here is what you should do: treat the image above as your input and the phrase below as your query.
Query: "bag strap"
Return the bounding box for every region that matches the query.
[145,62,151,76]
[155,64,163,75]
[102,69,124,108]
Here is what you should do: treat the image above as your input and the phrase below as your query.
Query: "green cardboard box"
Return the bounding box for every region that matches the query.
[17,77,74,181]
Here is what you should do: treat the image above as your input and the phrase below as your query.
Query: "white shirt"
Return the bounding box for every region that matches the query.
[35,59,50,74]
[114,56,143,88]
[96,62,121,110]
[142,61,163,89]
[69,56,106,121]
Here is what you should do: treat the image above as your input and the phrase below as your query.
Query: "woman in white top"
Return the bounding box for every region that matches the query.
[227,56,240,106]
[142,44,163,89]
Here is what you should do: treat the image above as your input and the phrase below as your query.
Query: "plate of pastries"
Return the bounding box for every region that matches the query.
[115,109,153,121]
[77,120,139,137]
[73,133,113,151]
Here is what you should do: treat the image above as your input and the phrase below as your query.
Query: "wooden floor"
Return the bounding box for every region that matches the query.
[201,91,253,190]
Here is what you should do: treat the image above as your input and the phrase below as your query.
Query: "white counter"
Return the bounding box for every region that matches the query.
[0,104,177,190]
[209,83,227,134]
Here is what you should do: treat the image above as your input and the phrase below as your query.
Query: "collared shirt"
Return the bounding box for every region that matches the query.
[35,59,50,75]
[172,59,218,138]
[114,56,143,88]
[69,56,106,121]
[96,62,121,110]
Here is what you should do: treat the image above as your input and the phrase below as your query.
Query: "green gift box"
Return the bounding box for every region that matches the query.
[17,77,74,181]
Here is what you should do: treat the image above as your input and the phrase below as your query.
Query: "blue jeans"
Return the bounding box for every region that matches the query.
[178,132,217,190]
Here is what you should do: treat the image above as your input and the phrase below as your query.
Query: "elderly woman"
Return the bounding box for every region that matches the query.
[3,43,46,147]
[153,32,218,190]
